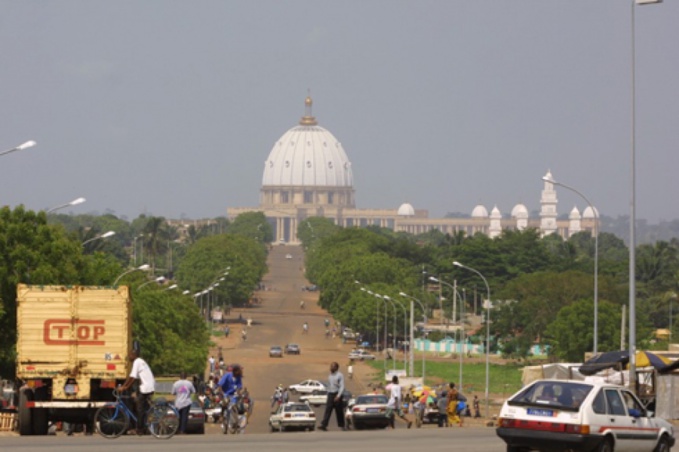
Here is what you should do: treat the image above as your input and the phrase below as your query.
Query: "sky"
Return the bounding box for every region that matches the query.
[1,1,677,223]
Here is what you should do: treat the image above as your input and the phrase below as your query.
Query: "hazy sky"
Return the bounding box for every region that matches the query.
[1,1,677,223]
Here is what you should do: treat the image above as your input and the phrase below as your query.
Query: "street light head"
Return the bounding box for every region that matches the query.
[383,295,391,300]
[453,261,463,268]
[398,292,408,297]
[182,290,190,295]
[17,140,36,150]
[542,176,556,183]
[101,231,116,239]
[167,284,178,290]
[70,197,86,206]
[138,264,150,271]
[428,276,439,282]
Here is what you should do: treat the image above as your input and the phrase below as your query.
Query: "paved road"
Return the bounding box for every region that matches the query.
[217,244,372,433]
[1,428,505,452]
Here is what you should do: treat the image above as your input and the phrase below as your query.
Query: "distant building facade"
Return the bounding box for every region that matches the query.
[228,97,596,244]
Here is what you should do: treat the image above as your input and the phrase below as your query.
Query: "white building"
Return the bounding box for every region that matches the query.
[228,97,595,243]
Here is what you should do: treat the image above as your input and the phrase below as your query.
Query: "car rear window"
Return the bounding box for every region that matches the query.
[285,404,311,412]
[357,395,388,405]
[508,381,593,412]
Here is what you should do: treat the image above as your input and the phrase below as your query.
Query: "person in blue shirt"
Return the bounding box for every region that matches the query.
[218,365,243,426]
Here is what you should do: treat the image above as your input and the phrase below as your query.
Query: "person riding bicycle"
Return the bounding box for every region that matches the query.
[303,322,309,334]
[119,349,155,435]
[300,300,305,309]
[218,364,243,426]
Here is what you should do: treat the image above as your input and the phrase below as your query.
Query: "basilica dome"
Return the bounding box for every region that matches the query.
[262,96,353,188]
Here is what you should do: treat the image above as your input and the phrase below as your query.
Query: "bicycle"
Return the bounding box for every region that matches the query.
[220,390,250,435]
[94,389,179,439]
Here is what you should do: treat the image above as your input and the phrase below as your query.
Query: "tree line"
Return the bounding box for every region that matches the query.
[298,217,679,362]
[0,208,271,378]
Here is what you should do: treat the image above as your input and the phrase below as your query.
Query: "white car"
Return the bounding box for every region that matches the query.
[289,379,327,394]
[348,349,376,361]
[347,394,390,430]
[269,402,316,432]
[497,379,675,452]
[299,390,328,406]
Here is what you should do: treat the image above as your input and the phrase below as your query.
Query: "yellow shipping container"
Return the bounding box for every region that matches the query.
[16,284,132,435]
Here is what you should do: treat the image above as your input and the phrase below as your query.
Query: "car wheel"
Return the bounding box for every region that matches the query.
[506,447,529,452]
[654,435,672,452]
[270,423,275,433]
[596,437,614,452]
[197,425,205,435]
[280,425,286,432]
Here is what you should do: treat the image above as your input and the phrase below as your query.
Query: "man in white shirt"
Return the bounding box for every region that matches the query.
[386,375,412,429]
[120,349,156,435]
[172,372,196,434]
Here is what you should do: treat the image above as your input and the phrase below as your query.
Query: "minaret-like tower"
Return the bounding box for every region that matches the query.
[540,170,558,236]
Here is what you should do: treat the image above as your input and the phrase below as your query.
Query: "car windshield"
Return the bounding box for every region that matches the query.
[285,404,312,412]
[508,381,593,412]
[357,395,388,405]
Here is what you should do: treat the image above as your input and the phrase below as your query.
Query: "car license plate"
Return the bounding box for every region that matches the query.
[527,408,555,417]
[294,413,306,417]
[367,408,379,413]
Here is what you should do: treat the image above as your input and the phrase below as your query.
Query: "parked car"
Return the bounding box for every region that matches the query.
[289,380,326,394]
[347,394,390,430]
[269,346,283,358]
[348,349,376,361]
[269,402,316,432]
[284,344,301,355]
[170,400,206,434]
[299,390,327,406]
[497,379,675,452]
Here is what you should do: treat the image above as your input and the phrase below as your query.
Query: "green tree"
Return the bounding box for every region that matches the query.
[545,298,621,362]
[0,206,87,377]
[228,212,273,244]
[175,234,267,307]
[132,288,209,375]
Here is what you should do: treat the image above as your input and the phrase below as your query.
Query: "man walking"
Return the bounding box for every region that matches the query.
[319,362,345,431]
[119,349,155,435]
[172,372,196,434]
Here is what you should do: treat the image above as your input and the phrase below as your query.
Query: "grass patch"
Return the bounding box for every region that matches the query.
[367,358,522,397]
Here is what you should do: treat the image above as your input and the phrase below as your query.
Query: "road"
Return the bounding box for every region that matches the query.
[1,428,505,452]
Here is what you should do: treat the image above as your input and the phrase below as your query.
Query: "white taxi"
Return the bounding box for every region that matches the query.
[269,402,316,432]
[497,379,674,452]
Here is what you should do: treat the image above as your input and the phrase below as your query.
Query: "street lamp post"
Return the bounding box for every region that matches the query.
[82,230,115,247]
[429,276,465,391]
[0,140,36,158]
[399,292,427,381]
[47,197,86,214]
[629,0,663,394]
[454,261,491,418]
[543,175,599,354]
[137,276,165,290]
[384,295,409,372]
[113,264,150,285]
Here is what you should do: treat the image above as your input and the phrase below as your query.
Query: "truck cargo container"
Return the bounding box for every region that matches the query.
[15,284,132,435]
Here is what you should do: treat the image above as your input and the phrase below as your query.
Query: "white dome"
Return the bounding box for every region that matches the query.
[511,204,529,218]
[490,205,502,219]
[262,97,353,188]
[569,206,581,220]
[582,206,599,219]
[471,204,488,218]
[397,203,415,216]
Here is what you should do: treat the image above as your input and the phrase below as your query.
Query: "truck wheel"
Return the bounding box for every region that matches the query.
[32,408,49,435]
[18,389,33,436]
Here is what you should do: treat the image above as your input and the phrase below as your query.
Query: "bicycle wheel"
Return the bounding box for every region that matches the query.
[95,405,130,439]
[147,404,179,439]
